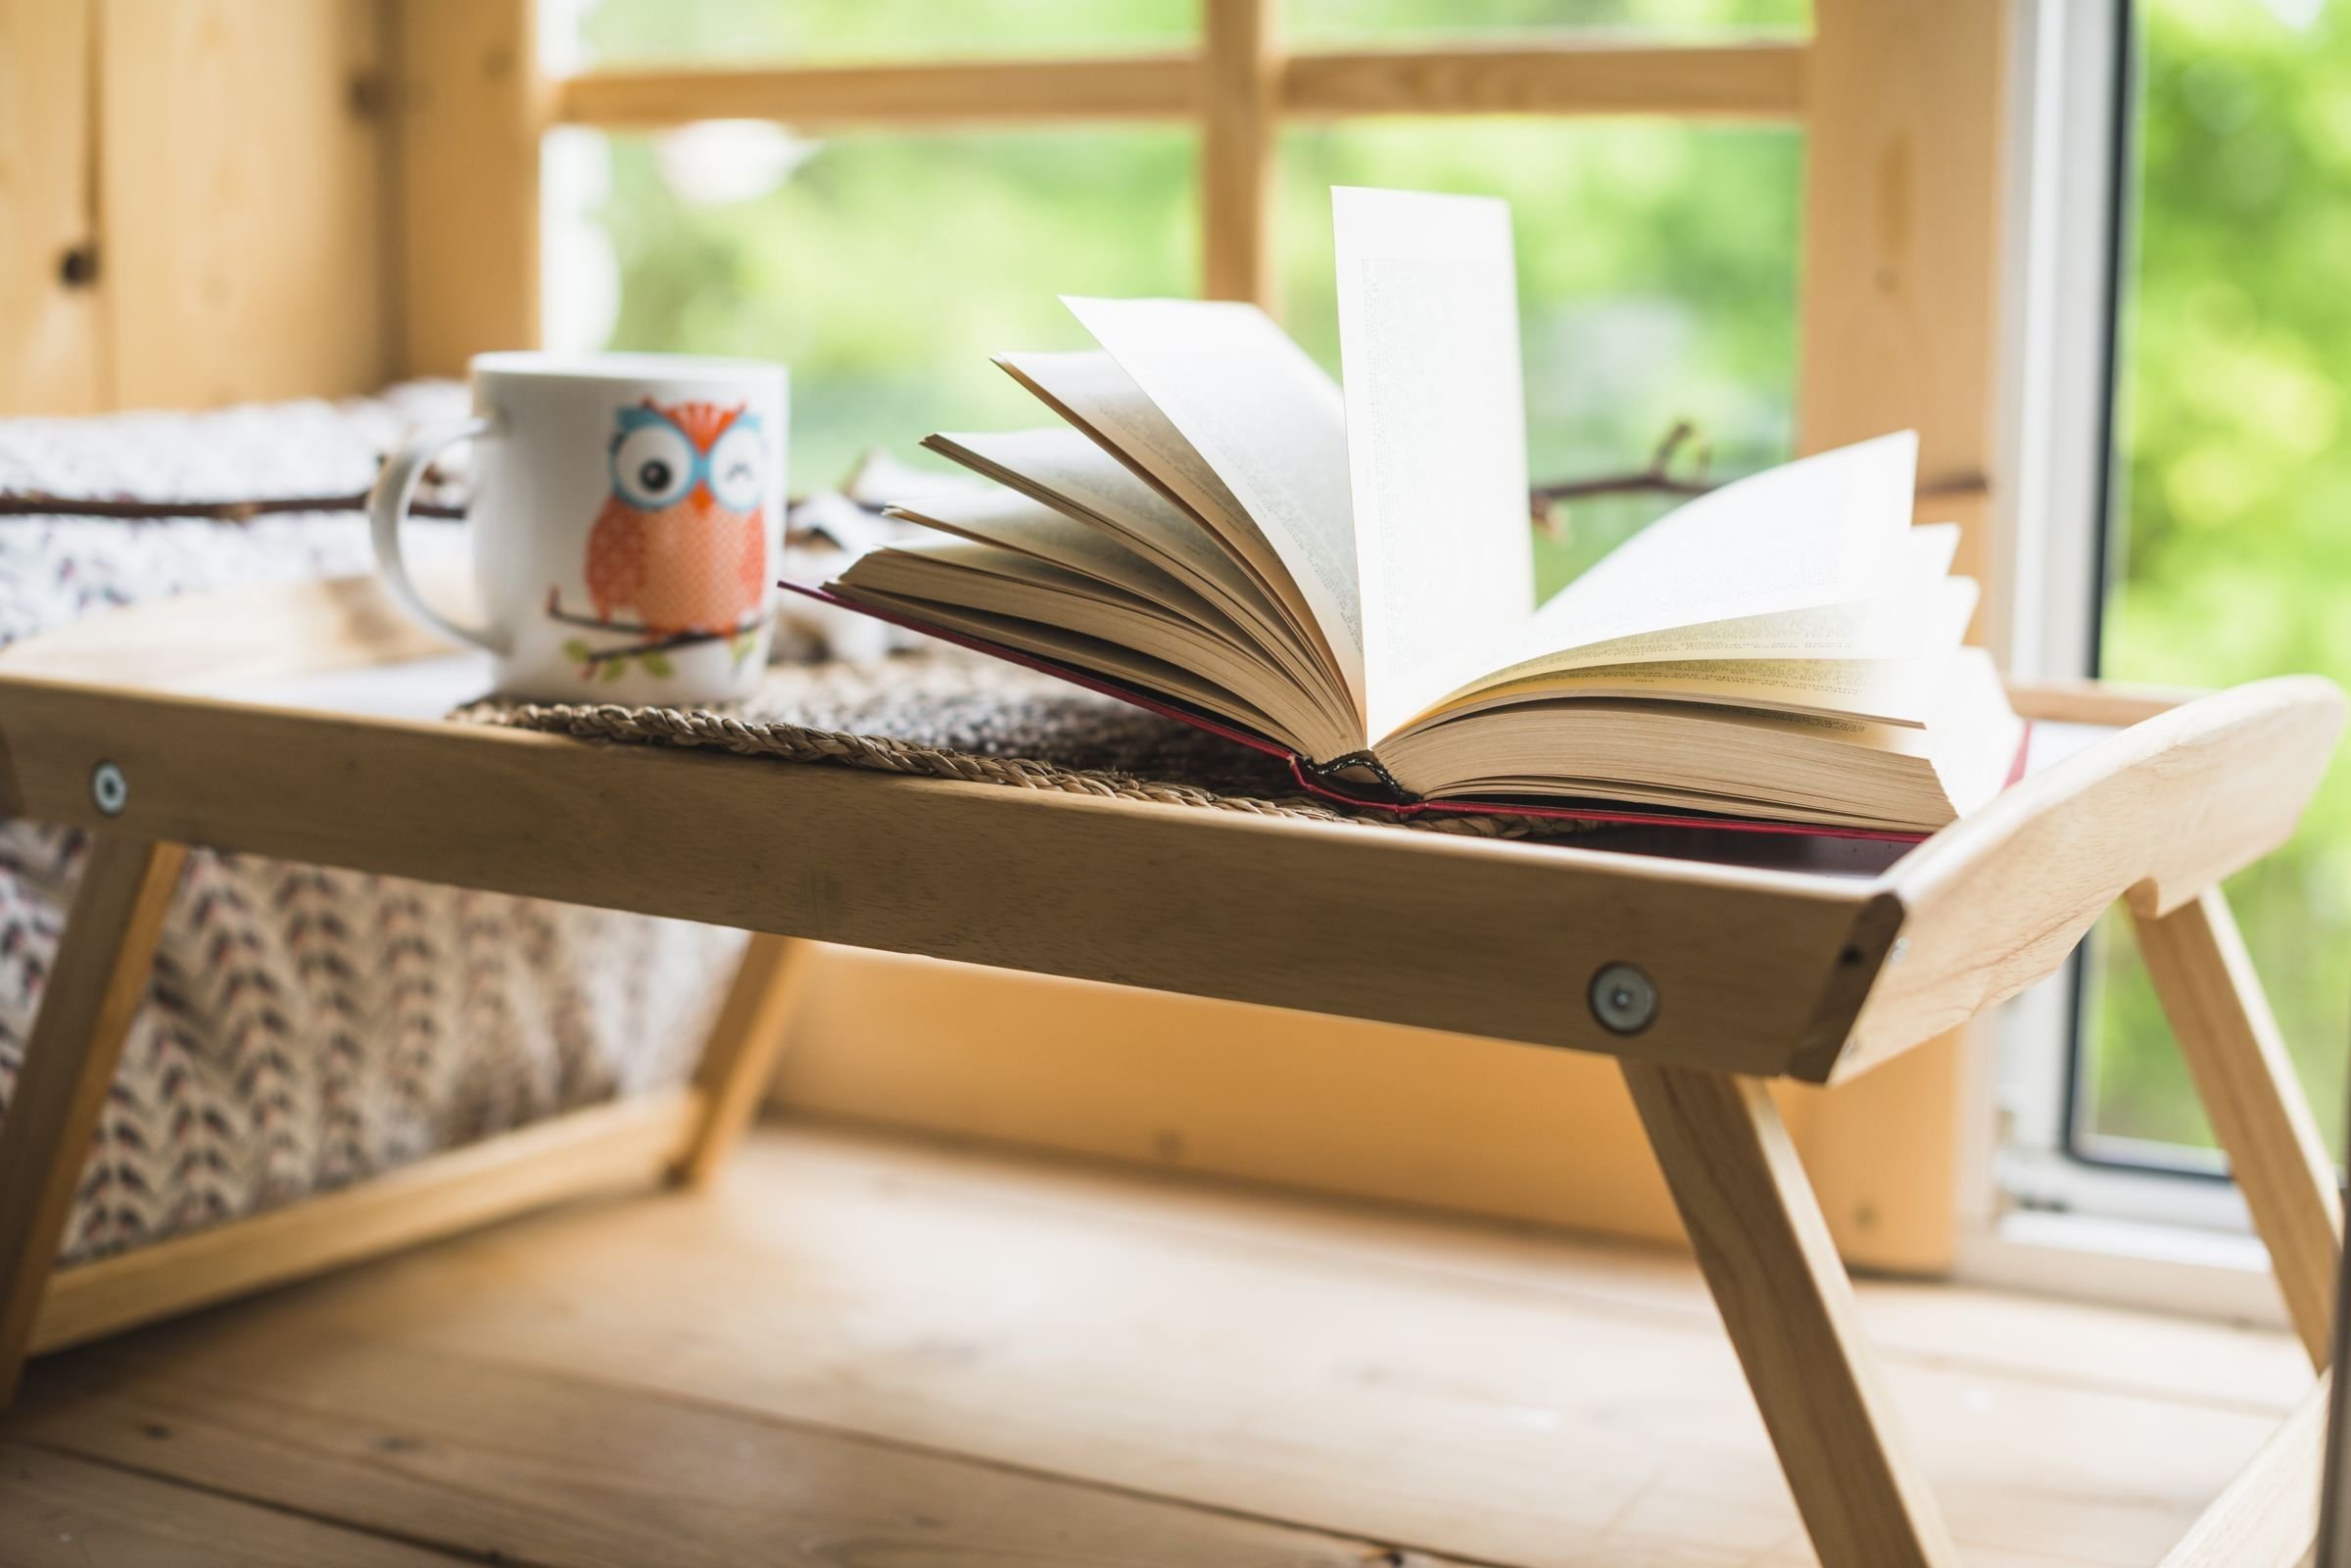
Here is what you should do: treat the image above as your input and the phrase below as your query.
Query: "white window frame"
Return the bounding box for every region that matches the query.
[1952,0,2292,1328]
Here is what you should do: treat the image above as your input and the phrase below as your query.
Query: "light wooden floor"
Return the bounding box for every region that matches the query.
[0,1119,2314,1567]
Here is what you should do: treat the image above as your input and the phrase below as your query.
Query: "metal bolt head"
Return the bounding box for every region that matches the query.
[1589,962,1658,1035]
[89,760,127,817]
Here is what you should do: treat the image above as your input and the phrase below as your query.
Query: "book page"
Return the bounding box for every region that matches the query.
[926,426,1354,719]
[1064,295,1367,732]
[1492,524,1965,673]
[1926,647,2029,817]
[1439,432,1920,720]
[926,428,1264,612]
[1432,653,1948,729]
[994,353,1288,593]
[834,547,1355,758]
[995,349,1342,694]
[834,580,1302,750]
[1332,186,1535,741]
[1403,567,1977,733]
[888,490,1230,632]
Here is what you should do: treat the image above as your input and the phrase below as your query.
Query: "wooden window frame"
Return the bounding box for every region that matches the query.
[548,12,1811,311]
[395,0,2012,1275]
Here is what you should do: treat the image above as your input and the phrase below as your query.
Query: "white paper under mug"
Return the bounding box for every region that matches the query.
[369,351,790,703]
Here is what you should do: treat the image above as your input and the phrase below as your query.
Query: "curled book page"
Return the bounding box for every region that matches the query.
[994,349,1340,685]
[1332,185,1535,742]
[1439,431,1923,723]
[1064,295,1367,733]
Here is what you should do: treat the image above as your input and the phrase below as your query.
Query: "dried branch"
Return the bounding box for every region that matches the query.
[1529,420,1714,541]
[576,629,718,667]
[543,588,763,642]
[0,490,466,522]
[1527,422,1987,541]
[0,486,867,545]
[6,422,1985,556]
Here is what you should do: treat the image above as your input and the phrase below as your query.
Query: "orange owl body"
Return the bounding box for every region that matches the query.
[588,495,765,635]
[584,398,770,637]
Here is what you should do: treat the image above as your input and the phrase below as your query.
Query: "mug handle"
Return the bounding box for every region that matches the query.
[367,415,511,654]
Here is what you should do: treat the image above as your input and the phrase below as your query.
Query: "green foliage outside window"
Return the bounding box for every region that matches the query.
[2080,0,2351,1157]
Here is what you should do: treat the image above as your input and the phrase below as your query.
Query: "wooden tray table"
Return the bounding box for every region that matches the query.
[0,576,2340,1568]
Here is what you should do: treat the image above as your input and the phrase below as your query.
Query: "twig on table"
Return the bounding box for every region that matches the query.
[545,591,655,636]
[0,485,869,546]
[543,589,761,643]
[1529,421,1714,541]
[546,588,765,676]
[0,490,466,521]
[7,423,1985,552]
[576,629,716,666]
[1527,422,1989,542]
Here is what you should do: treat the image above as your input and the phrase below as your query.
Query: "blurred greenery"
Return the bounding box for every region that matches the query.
[1287,0,1804,43]
[563,0,1196,64]
[2080,0,2351,1158]
[573,0,1799,598]
[570,0,2348,1161]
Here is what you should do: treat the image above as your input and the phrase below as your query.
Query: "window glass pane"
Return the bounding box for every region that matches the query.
[555,2,1800,582]
[557,0,1196,69]
[552,125,1195,491]
[2077,0,2351,1159]
[1286,0,1807,43]
[1280,120,1799,596]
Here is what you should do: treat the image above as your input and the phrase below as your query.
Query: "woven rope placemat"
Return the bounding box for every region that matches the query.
[455,649,1598,842]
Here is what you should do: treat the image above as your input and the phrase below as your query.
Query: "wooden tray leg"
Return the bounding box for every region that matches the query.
[670,932,812,1187]
[0,833,185,1404]
[2133,886,2344,1369]
[1623,1061,1959,1568]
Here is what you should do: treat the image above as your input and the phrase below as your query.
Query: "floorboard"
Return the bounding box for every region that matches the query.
[0,1442,466,1566]
[2,1119,2316,1568]
[16,1330,1450,1568]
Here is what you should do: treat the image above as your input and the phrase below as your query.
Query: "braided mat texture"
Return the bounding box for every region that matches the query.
[457,650,1598,842]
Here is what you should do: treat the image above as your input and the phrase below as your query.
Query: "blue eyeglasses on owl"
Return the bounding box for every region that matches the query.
[608,402,767,515]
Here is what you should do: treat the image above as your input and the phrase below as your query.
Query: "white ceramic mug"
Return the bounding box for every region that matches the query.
[370,351,789,703]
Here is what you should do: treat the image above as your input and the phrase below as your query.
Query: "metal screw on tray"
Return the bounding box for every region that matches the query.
[89,760,127,817]
[1589,962,1658,1035]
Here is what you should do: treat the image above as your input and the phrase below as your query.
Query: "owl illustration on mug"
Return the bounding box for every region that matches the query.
[585,399,768,639]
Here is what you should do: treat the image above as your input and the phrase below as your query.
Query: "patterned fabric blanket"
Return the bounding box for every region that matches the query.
[0,388,745,1264]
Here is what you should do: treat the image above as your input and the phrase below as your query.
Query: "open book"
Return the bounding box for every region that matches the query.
[799,186,2024,838]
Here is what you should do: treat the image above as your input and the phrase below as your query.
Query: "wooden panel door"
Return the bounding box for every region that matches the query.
[98,0,392,409]
[0,0,103,414]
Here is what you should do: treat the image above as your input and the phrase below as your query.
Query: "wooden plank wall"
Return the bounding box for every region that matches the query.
[774,950,1695,1247]
[99,0,391,410]
[0,0,104,414]
[0,0,539,415]
[0,0,390,414]
[387,0,540,379]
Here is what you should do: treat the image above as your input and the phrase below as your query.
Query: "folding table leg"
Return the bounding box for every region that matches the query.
[0,833,185,1404]
[1622,1061,1959,1568]
[670,931,813,1187]
[2133,886,2343,1369]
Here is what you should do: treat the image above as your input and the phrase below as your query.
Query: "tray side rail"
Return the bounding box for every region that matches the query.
[1824,674,2344,1081]
[0,672,1892,1078]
